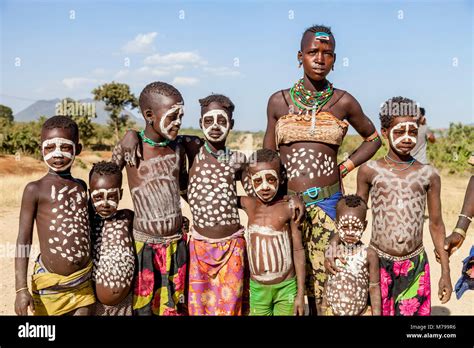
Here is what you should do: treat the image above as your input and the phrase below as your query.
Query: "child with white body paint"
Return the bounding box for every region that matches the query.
[117,94,306,316]
[89,161,135,316]
[15,116,96,316]
[112,82,188,316]
[326,96,452,316]
[323,195,381,316]
[239,149,305,316]
[185,94,250,316]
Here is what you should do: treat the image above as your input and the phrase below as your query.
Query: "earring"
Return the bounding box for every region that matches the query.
[298,61,302,68]
[331,65,334,71]
[147,119,153,126]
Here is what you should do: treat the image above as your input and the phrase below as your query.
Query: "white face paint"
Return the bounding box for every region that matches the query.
[389,121,418,153]
[159,103,184,140]
[42,137,75,172]
[251,169,279,202]
[91,188,121,208]
[202,109,230,143]
[337,215,365,242]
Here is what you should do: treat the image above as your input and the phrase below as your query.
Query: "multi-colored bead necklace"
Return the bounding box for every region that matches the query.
[290,78,334,112]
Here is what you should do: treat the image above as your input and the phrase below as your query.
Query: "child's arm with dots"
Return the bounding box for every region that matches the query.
[14,182,38,315]
[427,169,452,304]
[290,216,305,315]
[111,140,128,170]
[116,130,141,167]
[367,248,381,315]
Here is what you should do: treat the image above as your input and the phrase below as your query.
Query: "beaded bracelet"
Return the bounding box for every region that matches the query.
[453,228,467,239]
[16,287,28,293]
[339,159,355,178]
[369,282,380,287]
[364,131,380,142]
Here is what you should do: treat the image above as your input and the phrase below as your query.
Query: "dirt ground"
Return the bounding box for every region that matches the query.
[0,152,473,315]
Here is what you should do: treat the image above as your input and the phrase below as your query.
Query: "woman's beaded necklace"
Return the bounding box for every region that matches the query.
[290,78,334,112]
[384,154,415,172]
[290,78,334,133]
[139,129,170,147]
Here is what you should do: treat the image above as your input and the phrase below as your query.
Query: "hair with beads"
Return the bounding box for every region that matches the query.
[301,24,334,50]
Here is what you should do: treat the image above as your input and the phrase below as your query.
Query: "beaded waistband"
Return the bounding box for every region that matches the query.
[133,229,183,244]
[369,243,424,262]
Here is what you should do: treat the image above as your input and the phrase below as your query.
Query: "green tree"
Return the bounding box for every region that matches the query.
[0,104,14,123]
[92,82,138,142]
[57,97,96,146]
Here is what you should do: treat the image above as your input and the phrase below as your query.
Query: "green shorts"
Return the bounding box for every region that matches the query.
[249,278,297,316]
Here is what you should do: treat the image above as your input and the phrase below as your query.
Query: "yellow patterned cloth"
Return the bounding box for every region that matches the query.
[31,257,95,316]
[302,204,335,302]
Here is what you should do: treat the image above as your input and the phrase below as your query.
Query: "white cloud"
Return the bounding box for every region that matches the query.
[114,69,130,79]
[144,51,207,66]
[172,77,199,86]
[62,77,102,90]
[203,66,241,77]
[122,32,158,54]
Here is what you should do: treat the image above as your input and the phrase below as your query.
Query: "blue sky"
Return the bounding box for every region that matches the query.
[1,0,472,132]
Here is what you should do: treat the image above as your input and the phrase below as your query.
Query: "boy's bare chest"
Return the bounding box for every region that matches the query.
[127,153,180,189]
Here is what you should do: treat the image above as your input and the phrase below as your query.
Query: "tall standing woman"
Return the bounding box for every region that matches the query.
[263,25,381,315]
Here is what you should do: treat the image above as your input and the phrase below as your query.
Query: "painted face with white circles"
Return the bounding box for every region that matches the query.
[389,121,418,154]
[201,109,230,143]
[42,137,75,172]
[159,103,184,140]
[336,214,365,243]
[251,169,279,202]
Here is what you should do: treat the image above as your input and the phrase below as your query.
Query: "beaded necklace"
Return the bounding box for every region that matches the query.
[384,155,415,172]
[204,142,232,163]
[290,78,334,112]
[139,129,170,147]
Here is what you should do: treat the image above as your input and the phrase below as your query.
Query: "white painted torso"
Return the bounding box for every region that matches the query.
[188,147,240,229]
[326,245,369,316]
[245,224,293,284]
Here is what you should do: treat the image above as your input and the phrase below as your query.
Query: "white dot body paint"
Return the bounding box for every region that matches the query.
[188,147,241,229]
[337,215,365,241]
[91,214,135,295]
[285,148,335,181]
[48,183,90,262]
[159,103,184,140]
[326,245,369,316]
[202,109,230,143]
[245,225,292,283]
[42,137,75,172]
[389,121,418,153]
[251,169,279,202]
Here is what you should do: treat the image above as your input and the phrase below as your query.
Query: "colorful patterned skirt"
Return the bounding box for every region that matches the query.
[376,247,431,316]
[187,228,248,315]
[302,204,336,302]
[132,234,188,316]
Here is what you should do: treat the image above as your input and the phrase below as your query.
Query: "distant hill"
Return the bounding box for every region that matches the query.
[14,98,144,126]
